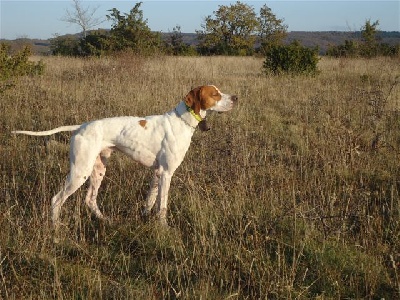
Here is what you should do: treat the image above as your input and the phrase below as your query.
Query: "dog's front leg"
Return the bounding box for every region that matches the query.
[142,170,159,217]
[156,172,172,226]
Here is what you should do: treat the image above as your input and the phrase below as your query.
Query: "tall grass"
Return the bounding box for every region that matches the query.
[1,54,400,299]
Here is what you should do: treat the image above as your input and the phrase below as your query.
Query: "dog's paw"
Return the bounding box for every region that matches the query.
[158,217,169,228]
[99,216,112,225]
[140,208,151,222]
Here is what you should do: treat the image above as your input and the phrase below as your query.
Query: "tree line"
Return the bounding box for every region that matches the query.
[50,1,288,57]
[50,1,399,59]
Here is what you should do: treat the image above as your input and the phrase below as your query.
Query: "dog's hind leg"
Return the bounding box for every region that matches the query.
[51,175,88,227]
[51,133,101,228]
[85,148,112,220]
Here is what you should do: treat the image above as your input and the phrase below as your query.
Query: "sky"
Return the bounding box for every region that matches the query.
[0,0,399,40]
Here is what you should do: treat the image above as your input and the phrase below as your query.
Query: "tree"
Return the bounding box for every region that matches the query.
[360,19,379,57]
[164,25,196,56]
[197,1,258,55]
[361,19,379,44]
[106,2,161,54]
[61,0,104,38]
[258,4,287,54]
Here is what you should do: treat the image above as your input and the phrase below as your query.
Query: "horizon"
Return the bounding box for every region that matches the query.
[1,29,400,42]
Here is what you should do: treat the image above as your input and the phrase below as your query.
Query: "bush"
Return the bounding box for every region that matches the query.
[80,30,111,57]
[163,26,198,56]
[106,4,162,55]
[50,32,111,57]
[50,35,80,56]
[326,20,400,58]
[326,41,400,58]
[263,41,319,76]
[0,43,44,92]
[326,40,359,57]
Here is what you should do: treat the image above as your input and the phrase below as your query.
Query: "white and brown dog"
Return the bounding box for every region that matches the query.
[13,85,238,228]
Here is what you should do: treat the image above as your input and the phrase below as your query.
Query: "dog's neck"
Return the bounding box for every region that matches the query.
[174,101,202,130]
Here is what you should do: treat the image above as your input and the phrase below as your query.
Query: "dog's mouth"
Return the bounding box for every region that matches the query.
[198,119,210,131]
[198,95,237,131]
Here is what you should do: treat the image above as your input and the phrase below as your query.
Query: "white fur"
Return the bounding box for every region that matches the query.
[12,85,237,227]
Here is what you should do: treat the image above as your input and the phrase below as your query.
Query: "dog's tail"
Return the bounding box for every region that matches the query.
[12,125,81,136]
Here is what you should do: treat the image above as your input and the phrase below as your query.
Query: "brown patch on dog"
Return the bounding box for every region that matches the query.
[200,85,222,110]
[185,85,222,115]
[185,87,202,115]
[139,120,147,128]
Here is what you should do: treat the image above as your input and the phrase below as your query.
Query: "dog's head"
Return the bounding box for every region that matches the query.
[184,85,238,131]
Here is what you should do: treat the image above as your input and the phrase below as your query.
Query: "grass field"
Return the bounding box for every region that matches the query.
[1,54,400,299]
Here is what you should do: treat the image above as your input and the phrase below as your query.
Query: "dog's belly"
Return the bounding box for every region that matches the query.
[116,144,157,168]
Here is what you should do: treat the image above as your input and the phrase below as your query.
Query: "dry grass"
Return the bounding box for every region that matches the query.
[1,54,400,299]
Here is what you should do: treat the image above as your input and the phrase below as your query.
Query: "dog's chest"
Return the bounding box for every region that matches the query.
[110,116,194,168]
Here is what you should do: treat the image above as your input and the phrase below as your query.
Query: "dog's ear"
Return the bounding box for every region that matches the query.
[198,119,210,131]
[185,86,202,115]
[185,86,210,131]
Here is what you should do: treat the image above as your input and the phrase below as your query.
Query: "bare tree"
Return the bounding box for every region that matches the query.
[61,0,104,38]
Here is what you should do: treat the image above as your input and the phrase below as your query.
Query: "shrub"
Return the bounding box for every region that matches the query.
[326,19,400,58]
[326,40,359,57]
[80,30,111,57]
[263,41,319,76]
[106,3,162,55]
[0,43,44,92]
[164,25,198,56]
[50,31,111,57]
[50,35,80,56]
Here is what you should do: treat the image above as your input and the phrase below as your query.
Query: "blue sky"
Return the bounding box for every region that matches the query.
[1,1,399,40]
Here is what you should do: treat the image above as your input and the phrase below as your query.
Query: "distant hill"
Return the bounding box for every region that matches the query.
[2,31,399,55]
[0,38,52,55]
[284,31,400,54]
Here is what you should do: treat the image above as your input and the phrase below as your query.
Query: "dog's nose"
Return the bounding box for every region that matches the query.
[231,95,238,102]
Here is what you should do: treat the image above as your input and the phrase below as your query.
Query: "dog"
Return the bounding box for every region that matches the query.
[12,85,238,228]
